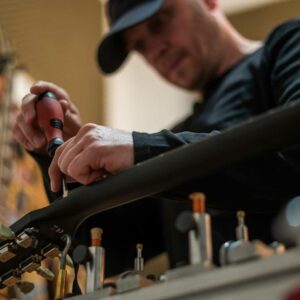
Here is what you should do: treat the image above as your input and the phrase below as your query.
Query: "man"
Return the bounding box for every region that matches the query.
[12,0,300,271]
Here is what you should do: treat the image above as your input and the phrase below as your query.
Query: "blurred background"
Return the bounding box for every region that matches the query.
[0,0,299,132]
[0,0,299,298]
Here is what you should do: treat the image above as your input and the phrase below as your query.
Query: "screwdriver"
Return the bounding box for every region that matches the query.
[189,192,213,268]
[36,91,68,197]
[86,227,105,293]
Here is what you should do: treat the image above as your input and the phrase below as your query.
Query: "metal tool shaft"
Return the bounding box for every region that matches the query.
[55,234,71,300]
[86,227,105,293]
[190,193,213,268]
[86,247,105,292]
[134,244,144,272]
[236,211,249,241]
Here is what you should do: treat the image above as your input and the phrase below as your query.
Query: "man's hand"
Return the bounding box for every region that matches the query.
[12,81,81,153]
[49,123,134,192]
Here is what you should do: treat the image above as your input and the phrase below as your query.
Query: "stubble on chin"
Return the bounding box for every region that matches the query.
[172,68,205,91]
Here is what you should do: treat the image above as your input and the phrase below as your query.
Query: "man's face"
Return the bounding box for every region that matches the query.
[123,0,222,90]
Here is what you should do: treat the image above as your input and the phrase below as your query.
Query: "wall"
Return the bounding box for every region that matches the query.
[104,56,194,132]
[0,0,104,124]
[229,0,300,39]
[0,0,299,130]
[104,0,300,132]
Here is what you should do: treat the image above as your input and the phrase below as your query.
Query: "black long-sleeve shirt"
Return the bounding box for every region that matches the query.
[132,18,300,212]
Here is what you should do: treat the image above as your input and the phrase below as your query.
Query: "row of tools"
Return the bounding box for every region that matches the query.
[0,92,288,297]
[0,192,287,299]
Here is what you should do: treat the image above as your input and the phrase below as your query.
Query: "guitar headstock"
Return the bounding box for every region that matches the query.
[0,221,66,288]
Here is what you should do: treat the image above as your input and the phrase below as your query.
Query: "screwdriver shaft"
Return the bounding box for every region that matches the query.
[62,177,68,198]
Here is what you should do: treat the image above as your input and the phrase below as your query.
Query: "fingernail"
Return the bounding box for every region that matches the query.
[50,181,55,192]
[50,181,58,192]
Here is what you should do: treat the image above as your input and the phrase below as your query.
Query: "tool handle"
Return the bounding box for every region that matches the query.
[36,91,64,157]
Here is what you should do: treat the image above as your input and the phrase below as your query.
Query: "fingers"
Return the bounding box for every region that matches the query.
[68,152,105,185]
[49,145,63,192]
[31,81,72,118]
[48,124,134,192]
[49,138,106,191]
[59,100,70,114]
[13,86,55,151]
[12,110,46,151]
[20,81,69,125]
[20,93,37,124]
[57,138,84,175]
[13,81,75,153]
[30,81,70,102]
[31,81,81,141]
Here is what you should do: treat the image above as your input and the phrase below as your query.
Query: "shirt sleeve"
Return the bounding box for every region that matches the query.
[266,18,300,169]
[267,18,300,105]
[133,130,220,163]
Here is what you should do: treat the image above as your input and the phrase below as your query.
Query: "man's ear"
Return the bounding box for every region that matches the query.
[203,0,218,11]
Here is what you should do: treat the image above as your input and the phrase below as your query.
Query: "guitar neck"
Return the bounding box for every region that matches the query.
[2,101,300,287]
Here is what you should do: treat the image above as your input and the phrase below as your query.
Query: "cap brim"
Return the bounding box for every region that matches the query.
[97,0,164,74]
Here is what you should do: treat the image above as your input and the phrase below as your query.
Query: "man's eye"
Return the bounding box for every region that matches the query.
[150,12,169,34]
[134,40,145,53]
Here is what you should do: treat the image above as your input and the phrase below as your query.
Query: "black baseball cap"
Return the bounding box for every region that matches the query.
[97,0,165,74]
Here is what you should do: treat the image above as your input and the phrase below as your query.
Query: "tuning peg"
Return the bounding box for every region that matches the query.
[134,243,144,272]
[1,269,21,287]
[0,223,15,240]
[41,244,60,258]
[36,267,55,281]
[16,281,35,294]
[16,231,34,248]
[42,244,73,268]
[58,253,74,269]
[20,255,41,273]
[0,242,16,262]
[236,211,249,241]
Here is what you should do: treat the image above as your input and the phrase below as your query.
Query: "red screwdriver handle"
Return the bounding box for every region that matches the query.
[36,91,64,157]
